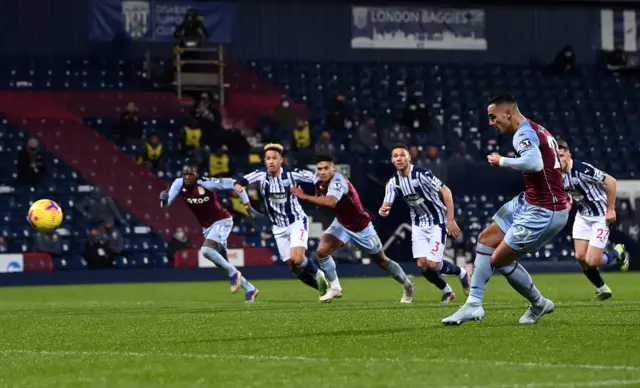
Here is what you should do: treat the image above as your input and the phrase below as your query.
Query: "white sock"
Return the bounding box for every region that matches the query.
[467,295,482,304]
[330,279,342,290]
[443,284,453,294]
[459,267,468,279]
[597,284,609,292]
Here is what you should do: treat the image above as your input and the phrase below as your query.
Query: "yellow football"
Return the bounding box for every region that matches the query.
[27,199,63,234]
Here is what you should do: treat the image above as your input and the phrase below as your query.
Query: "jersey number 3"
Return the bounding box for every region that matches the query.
[547,136,561,169]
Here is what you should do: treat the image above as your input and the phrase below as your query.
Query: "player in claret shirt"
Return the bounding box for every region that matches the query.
[160,161,260,303]
[444,93,569,326]
[291,154,414,303]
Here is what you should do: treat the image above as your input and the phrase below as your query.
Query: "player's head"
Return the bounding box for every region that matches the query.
[316,154,336,182]
[487,93,520,133]
[263,143,284,173]
[391,144,411,171]
[182,160,200,187]
[556,139,572,171]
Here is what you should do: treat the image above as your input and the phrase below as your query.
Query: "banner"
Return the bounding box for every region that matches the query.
[0,255,24,273]
[351,6,487,51]
[600,9,640,51]
[89,0,234,43]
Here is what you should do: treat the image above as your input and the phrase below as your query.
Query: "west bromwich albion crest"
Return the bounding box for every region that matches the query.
[352,7,369,29]
[122,0,150,39]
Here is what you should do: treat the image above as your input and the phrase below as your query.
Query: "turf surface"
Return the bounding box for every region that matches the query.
[0,273,639,387]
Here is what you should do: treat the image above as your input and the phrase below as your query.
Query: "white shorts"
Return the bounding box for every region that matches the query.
[412,224,447,262]
[202,218,234,249]
[273,218,309,262]
[572,213,609,249]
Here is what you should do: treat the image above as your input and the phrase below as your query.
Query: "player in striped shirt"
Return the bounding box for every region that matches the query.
[234,144,330,298]
[291,154,414,303]
[557,140,629,300]
[379,144,471,303]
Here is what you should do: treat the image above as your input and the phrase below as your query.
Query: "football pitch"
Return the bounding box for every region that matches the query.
[1,273,639,388]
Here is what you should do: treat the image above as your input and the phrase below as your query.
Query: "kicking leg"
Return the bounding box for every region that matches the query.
[290,247,329,296]
[575,239,611,301]
[417,258,456,303]
[201,240,257,295]
[317,233,344,302]
[370,250,414,303]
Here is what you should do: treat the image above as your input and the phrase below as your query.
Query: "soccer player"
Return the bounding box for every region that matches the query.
[557,140,629,300]
[379,144,471,303]
[443,93,569,325]
[234,144,330,297]
[160,161,260,303]
[290,154,415,303]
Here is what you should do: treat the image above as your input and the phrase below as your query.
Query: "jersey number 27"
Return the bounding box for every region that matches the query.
[547,136,561,169]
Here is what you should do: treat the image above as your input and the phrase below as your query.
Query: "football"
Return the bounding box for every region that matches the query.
[27,199,63,234]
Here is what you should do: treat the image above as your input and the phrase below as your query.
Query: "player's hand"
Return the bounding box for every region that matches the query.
[447,220,462,239]
[290,185,306,199]
[159,190,169,201]
[246,205,266,220]
[487,153,502,167]
[605,208,616,224]
[378,203,391,217]
[234,183,245,193]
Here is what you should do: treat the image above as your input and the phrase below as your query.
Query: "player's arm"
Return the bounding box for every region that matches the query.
[199,178,252,205]
[581,164,617,223]
[291,168,316,185]
[160,178,183,208]
[234,170,265,192]
[291,177,346,208]
[420,171,462,238]
[494,131,543,173]
[379,179,396,217]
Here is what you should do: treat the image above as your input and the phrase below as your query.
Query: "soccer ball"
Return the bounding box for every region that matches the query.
[27,199,63,234]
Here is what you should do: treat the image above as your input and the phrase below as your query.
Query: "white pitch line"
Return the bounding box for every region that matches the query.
[2,349,640,374]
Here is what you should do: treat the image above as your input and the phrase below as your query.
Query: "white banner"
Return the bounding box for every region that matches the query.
[198,249,245,268]
[0,254,24,273]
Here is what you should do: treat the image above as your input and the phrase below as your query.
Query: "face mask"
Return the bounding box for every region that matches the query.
[282,101,290,108]
[175,232,185,240]
[409,105,416,111]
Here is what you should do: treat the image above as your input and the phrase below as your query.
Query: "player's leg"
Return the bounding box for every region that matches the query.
[203,218,258,301]
[584,219,629,271]
[362,226,414,303]
[413,225,453,302]
[289,219,329,296]
[275,227,317,291]
[317,220,346,301]
[422,225,471,298]
[443,195,522,325]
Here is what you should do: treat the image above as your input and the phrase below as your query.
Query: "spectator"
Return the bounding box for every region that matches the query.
[447,142,473,181]
[117,102,144,144]
[292,119,314,165]
[606,44,634,73]
[223,122,251,155]
[209,145,232,178]
[138,132,164,174]
[409,145,428,167]
[350,117,379,154]
[191,92,221,129]
[34,232,62,256]
[383,124,411,152]
[75,188,124,227]
[314,130,335,159]
[17,138,46,186]
[402,97,434,133]
[271,95,298,127]
[423,144,448,183]
[325,93,353,132]
[168,227,190,265]
[0,236,7,253]
[547,45,578,75]
[98,223,124,255]
[179,117,207,165]
[173,9,209,49]
[83,228,114,269]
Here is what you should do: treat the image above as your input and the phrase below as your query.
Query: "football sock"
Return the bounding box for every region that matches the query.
[602,249,619,268]
[318,255,341,289]
[583,267,606,288]
[200,246,237,277]
[295,257,319,290]
[240,277,256,292]
[437,260,462,276]
[421,269,447,290]
[385,259,411,286]
[497,261,542,304]
[467,243,495,304]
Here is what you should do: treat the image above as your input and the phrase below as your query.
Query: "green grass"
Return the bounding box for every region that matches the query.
[1,273,640,387]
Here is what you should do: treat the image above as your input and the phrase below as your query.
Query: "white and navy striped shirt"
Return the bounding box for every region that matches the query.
[562,160,609,217]
[383,165,447,227]
[239,167,314,228]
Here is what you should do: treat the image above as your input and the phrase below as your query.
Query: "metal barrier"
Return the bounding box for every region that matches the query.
[173,45,227,103]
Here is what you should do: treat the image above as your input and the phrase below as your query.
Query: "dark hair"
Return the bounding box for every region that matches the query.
[183,159,199,172]
[557,139,570,151]
[488,93,517,106]
[316,154,334,163]
[391,143,409,152]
